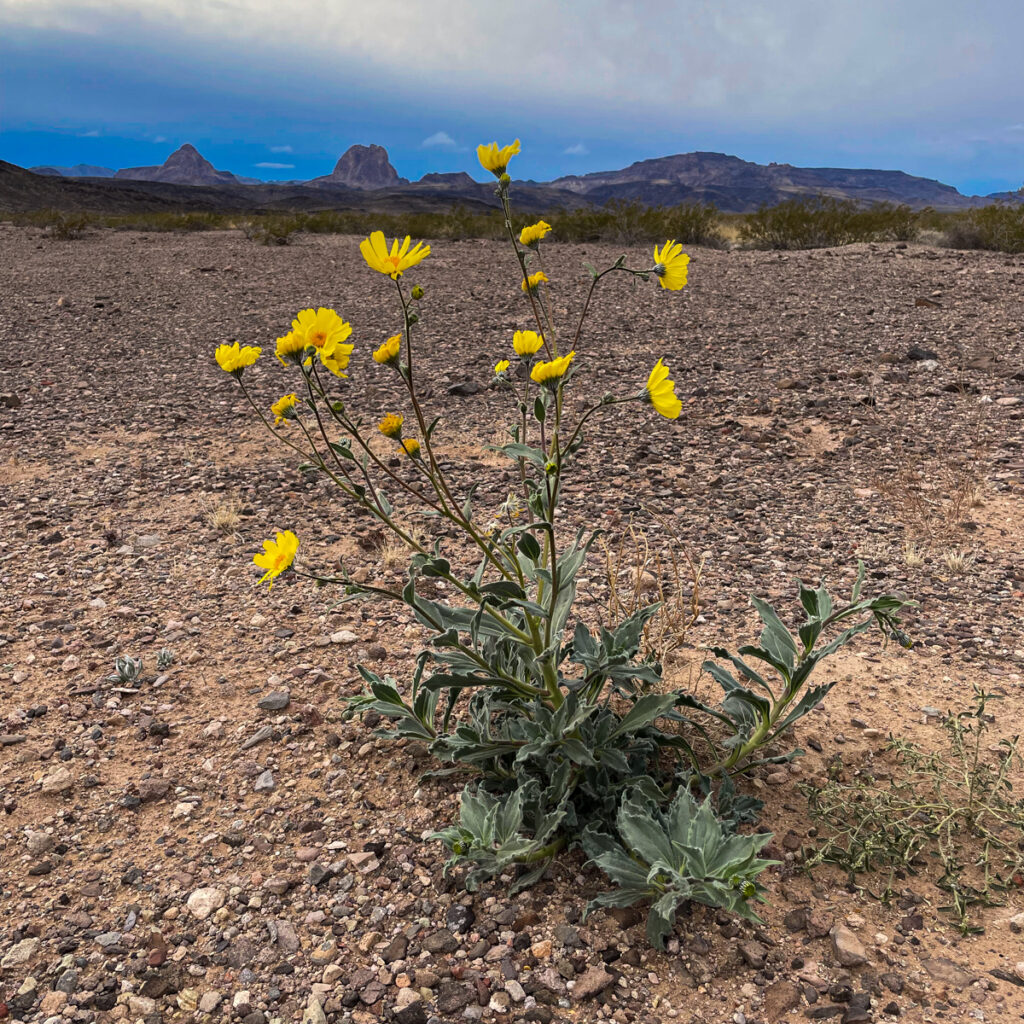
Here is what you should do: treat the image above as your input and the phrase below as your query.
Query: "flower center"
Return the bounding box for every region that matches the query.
[311,330,327,347]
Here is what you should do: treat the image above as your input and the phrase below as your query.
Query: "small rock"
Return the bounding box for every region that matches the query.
[831,924,868,968]
[199,991,223,1013]
[1,937,39,969]
[39,766,74,795]
[572,966,615,1000]
[922,957,975,990]
[257,690,290,711]
[253,770,275,793]
[186,887,226,921]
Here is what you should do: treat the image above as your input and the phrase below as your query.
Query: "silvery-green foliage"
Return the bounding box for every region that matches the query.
[699,563,913,772]
[349,552,910,944]
[581,788,777,948]
[109,655,142,685]
[156,648,175,670]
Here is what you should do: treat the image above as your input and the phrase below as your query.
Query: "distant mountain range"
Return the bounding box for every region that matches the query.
[7,142,1021,215]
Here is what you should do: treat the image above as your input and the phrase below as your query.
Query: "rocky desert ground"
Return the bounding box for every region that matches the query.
[1,225,1023,1024]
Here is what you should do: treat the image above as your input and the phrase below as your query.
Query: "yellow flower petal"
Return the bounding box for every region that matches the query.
[253,530,299,587]
[530,351,576,387]
[644,359,682,419]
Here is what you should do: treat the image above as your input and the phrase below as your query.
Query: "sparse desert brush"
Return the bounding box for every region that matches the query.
[934,204,1024,253]
[804,688,1024,935]
[216,136,913,945]
[740,195,919,249]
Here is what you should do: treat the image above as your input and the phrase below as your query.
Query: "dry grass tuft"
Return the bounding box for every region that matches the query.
[598,512,704,664]
[941,547,977,575]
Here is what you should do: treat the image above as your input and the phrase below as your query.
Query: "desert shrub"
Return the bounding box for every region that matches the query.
[549,201,724,247]
[804,688,1024,935]
[740,195,919,249]
[217,138,913,945]
[21,208,93,238]
[105,210,230,232]
[937,204,1024,253]
[241,214,302,245]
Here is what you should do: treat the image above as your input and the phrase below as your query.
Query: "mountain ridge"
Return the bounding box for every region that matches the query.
[4,143,1021,214]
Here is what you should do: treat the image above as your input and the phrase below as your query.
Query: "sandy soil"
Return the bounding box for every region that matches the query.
[1,225,1023,1024]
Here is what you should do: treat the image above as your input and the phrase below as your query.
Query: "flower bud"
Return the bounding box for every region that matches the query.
[499,172,511,186]
[407,312,420,325]
[411,285,424,300]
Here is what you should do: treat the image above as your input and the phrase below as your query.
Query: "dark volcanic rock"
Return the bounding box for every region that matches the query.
[115,144,242,186]
[319,144,402,189]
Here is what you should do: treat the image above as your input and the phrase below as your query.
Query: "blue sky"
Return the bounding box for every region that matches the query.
[2,0,1023,195]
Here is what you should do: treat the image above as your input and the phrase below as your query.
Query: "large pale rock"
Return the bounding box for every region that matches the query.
[186,887,226,920]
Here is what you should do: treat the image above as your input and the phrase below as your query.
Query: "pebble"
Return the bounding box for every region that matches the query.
[186,887,226,920]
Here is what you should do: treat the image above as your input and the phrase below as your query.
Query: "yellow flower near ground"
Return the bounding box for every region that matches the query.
[292,307,351,350]
[275,329,308,366]
[512,330,543,357]
[215,342,262,375]
[400,438,422,459]
[373,334,402,366]
[253,530,299,587]
[378,413,404,439]
[271,393,299,425]
[519,220,552,247]
[652,240,690,291]
[531,351,576,386]
[644,359,682,419]
[477,139,521,177]
[360,232,430,279]
[494,360,510,375]
[521,271,548,293]
[319,335,354,377]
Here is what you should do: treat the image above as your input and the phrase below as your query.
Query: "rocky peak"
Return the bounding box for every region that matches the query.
[114,144,240,186]
[326,145,402,189]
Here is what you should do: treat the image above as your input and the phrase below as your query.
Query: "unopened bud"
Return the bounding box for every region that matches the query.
[407,312,420,325]
[499,172,511,186]
[411,285,424,300]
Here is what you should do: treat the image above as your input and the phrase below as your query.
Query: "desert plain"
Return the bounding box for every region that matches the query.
[1,224,1023,1024]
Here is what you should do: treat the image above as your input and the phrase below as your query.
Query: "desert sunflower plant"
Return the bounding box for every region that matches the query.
[216,137,912,945]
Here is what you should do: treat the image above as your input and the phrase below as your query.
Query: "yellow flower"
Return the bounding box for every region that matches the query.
[319,335,354,377]
[494,360,510,375]
[644,359,682,419]
[275,329,309,366]
[519,220,551,247]
[360,231,430,279]
[477,139,521,177]
[292,307,351,350]
[378,413,404,439]
[512,330,543,357]
[271,393,299,426]
[253,530,299,588]
[521,271,548,293]
[373,334,401,366]
[531,351,576,387]
[400,438,422,459]
[215,342,262,376]
[652,240,690,291]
